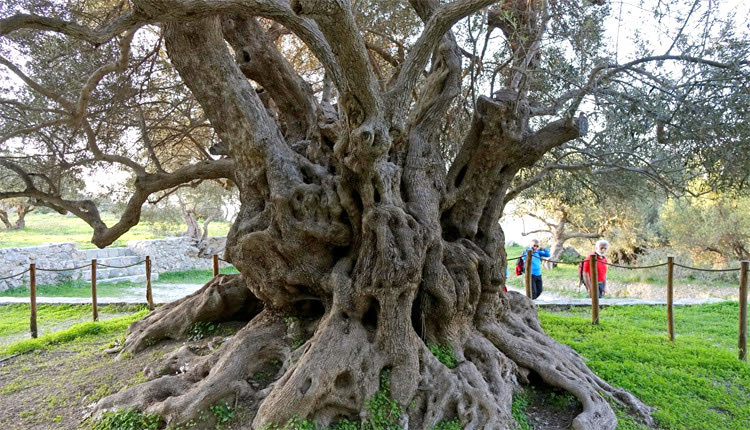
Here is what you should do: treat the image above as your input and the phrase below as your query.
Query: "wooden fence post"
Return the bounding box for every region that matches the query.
[667,256,675,342]
[30,263,37,339]
[213,254,220,278]
[524,250,532,298]
[740,260,748,361]
[91,259,98,322]
[146,256,154,311]
[590,254,599,325]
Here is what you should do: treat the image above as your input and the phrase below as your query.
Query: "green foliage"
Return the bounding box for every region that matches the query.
[427,343,457,369]
[510,392,532,430]
[251,359,283,386]
[0,308,148,356]
[291,338,305,350]
[429,418,462,430]
[662,194,750,262]
[330,419,360,430]
[210,402,235,428]
[545,390,577,410]
[92,408,162,430]
[188,321,220,341]
[362,369,402,430]
[540,303,750,430]
[0,304,144,337]
[261,415,317,430]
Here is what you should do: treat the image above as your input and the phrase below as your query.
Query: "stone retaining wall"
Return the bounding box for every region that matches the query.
[0,243,84,290]
[0,237,228,291]
[127,237,229,273]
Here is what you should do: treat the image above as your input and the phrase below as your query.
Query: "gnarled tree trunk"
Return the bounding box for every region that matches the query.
[91,2,653,429]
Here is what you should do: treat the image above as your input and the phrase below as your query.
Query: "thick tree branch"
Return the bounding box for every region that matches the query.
[0,56,74,110]
[82,121,147,175]
[221,15,317,142]
[163,16,305,199]
[292,0,381,123]
[73,29,137,125]
[388,0,496,116]
[1,157,234,247]
[0,159,36,190]
[0,12,144,44]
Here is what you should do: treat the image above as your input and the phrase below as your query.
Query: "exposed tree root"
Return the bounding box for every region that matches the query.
[96,273,653,429]
[480,291,655,430]
[121,274,261,355]
[410,335,519,430]
[96,310,288,425]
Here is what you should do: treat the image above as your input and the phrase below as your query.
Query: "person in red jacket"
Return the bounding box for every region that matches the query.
[582,240,609,298]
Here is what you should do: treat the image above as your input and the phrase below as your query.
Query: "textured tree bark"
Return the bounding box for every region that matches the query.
[89,3,655,429]
[0,208,10,229]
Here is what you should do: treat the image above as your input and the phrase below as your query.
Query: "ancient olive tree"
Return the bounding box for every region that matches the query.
[1,0,748,428]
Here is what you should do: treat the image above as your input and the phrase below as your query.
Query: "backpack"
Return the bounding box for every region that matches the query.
[515,256,525,276]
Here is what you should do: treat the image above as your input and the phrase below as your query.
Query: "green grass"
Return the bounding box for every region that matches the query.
[0,304,144,338]
[539,302,750,430]
[0,212,231,249]
[156,267,239,284]
[0,306,148,356]
[0,279,142,298]
[0,302,747,428]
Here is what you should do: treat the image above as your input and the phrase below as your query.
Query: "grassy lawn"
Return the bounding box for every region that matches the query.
[0,279,143,298]
[0,304,148,356]
[0,212,231,249]
[156,267,239,284]
[1,302,747,429]
[538,302,750,430]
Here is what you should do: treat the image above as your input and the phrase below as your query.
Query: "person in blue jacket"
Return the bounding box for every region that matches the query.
[521,239,550,299]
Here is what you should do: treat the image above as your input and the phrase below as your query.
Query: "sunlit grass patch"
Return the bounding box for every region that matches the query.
[540,303,750,430]
[0,212,232,249]
[0,307,148,357]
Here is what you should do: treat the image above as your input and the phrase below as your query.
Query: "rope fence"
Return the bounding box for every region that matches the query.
[2,252,747,361]
[1,254,237,341]
[33,264,93,272]
[0,268,30,281]
[510,250,749,360]
[97,260,146,269]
